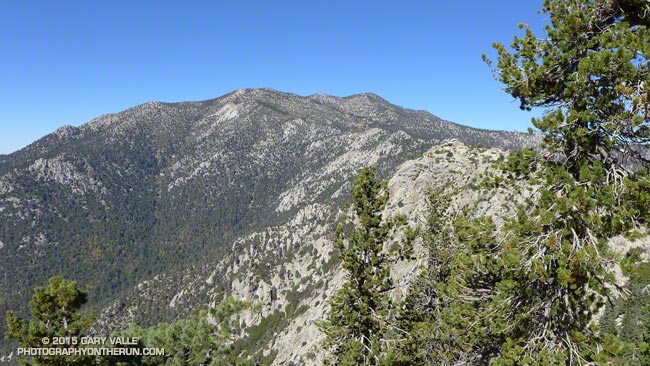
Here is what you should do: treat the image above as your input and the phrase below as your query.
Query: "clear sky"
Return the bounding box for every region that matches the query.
[1,1,548,155]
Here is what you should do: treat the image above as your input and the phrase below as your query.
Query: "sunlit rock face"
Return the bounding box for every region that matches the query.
[0,88,542,364]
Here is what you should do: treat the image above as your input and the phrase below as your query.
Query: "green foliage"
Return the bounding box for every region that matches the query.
[598,248,650,365]
[0,88,545,356]
[5,276,95,366]
[480,171,505,189]
[111,297,248,366]
[319,167,406,366]
[393,141,650,365]
[501,148,541,180]
[233,311,283,361]
[455,2,650,363]
[395,166,619,364]
[484,0,650,171]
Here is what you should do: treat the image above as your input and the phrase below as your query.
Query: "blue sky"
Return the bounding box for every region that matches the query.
[1,1,548,154]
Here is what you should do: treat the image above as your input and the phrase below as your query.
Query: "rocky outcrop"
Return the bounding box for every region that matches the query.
[0,88,543,363]
[92,139,545,365]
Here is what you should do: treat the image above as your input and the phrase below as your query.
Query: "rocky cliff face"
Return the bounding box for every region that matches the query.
[85,139,521,365]
[0,88,545,363]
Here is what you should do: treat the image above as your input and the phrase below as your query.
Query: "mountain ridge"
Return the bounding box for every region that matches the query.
[7,88,532,159]
[0,88,541,364]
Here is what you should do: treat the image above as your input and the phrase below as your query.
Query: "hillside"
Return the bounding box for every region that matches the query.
[0,88,543,363]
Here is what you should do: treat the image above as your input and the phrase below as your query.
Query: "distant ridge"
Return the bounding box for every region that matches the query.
[0,88,540,363]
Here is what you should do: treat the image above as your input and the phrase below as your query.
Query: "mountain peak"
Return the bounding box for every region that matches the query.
[0,87,544,365]
[223,89,391,106]
[225,87,293,99]
[343,92,389,104]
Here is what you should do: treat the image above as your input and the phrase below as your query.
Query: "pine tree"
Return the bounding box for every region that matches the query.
[392,2,650,364]
[598,248,650,365]
[5,275,95,366]
[475,1,650,363]
[319,167,405,366]
[390,191,467,365]
[483,0,650,173]
[111,297,247,366]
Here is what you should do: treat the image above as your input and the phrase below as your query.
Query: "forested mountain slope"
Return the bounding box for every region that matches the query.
[0,88,540,361]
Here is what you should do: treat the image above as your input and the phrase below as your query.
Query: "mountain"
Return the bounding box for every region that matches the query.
[0,88,541,363]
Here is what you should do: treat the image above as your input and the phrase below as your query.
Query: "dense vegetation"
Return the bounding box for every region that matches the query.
[601,248,650,365]
[392,152,650,365]
[6,276,96,366]
[318,167,411,366]
[324,0,650,365]
[0,87,538,359]
[6,277,279,366]
[4,1,650,365]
